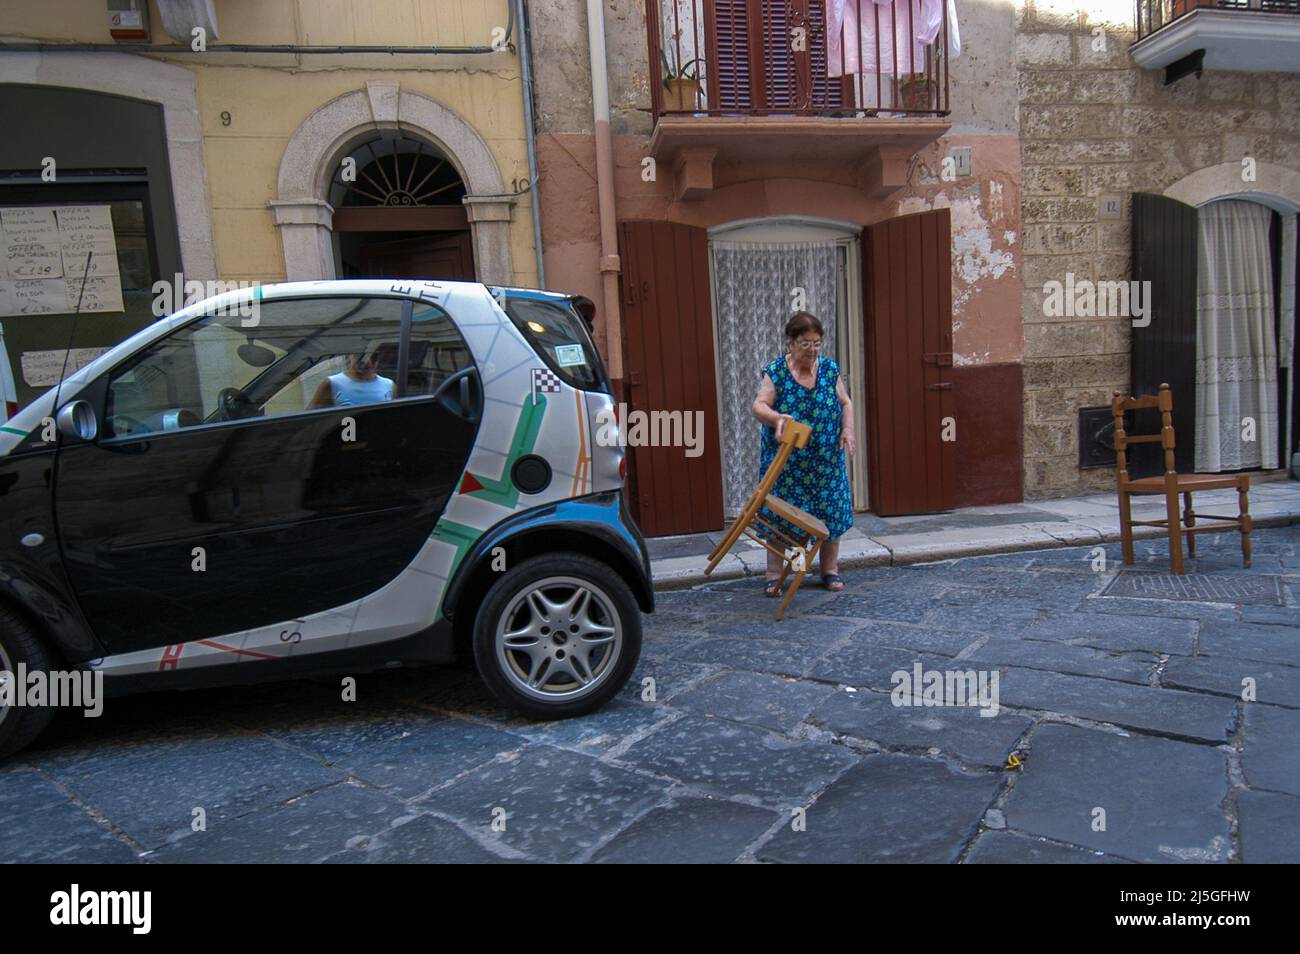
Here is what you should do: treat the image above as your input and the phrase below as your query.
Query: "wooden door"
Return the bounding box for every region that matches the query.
[863,208,955,516]
[1131,193,1198,477]
[360,232,475,281]
[617,221,724,536]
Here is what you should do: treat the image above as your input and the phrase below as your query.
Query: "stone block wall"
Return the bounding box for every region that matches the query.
[1017,1,1300,497]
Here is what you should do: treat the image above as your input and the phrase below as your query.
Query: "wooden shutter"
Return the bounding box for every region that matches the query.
[707,0,843,113]
[707,0,754,111]
[863,208,955,516]
[1131,193,1198,477]
[617,221,725,536]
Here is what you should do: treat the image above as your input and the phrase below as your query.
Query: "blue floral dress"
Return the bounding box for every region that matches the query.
[758,355,854,542]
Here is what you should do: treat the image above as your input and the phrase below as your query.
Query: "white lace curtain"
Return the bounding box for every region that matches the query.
[1195,200,1279,472]
[711,240,840,515]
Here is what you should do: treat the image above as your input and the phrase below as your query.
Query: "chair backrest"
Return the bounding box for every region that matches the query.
[1111,383,1177,482]
[746,419,813,507]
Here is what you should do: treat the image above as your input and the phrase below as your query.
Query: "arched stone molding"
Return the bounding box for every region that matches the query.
[272,82,514,283]
[0,51,218,281]
[1165,161,1300,213]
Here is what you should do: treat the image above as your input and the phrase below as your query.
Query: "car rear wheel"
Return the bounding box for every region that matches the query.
[0,606,57,760]
[472,553,641,719]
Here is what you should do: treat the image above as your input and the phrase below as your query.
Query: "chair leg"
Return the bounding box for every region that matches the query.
[1165,491,1184,575]
[1183,492,1196,559]
[1118,491,1135,565]
[776,537,822,622]
[1239,484,1252,568]
[704,511,751,575]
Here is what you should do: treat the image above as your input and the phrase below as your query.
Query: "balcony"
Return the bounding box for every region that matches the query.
[1133,1,1300,78]
[644,0,952,199]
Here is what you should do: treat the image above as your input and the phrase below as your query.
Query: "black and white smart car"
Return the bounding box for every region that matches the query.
[0,280,652,758]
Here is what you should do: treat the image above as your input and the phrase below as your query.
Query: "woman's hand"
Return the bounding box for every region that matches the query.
[840,426,856,460]
[776,414,792,440]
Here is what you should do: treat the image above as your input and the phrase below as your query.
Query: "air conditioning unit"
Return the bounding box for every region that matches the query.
[107,0,150,43]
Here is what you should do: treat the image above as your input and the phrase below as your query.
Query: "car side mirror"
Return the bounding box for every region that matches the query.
[56,400,98,441]
[238,342,277,367]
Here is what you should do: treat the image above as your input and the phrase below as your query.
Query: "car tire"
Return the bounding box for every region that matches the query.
[0,606,57,760]
[472,552,641,720]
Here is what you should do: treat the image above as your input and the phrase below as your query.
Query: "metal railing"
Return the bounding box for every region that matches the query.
[1137,0,1300,41]
[646,0,950,121]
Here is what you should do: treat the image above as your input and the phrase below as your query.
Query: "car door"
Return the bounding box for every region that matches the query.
[52,294,481,654]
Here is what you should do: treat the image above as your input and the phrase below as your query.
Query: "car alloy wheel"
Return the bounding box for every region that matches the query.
[494,575,623,704]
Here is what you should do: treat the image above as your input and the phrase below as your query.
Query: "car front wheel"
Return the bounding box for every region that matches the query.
[472,553,641,719]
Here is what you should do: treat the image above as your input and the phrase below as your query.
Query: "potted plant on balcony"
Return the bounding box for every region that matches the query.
[897,73,936,112]
[661,45,703,113]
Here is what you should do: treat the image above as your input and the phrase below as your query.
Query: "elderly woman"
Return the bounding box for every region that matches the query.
[751,311,855,594]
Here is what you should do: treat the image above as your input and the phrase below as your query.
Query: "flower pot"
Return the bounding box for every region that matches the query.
[897,76,934,112]
[664,77,701,113]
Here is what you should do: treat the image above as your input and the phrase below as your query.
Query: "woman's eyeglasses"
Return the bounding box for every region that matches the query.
[793,339,823,351]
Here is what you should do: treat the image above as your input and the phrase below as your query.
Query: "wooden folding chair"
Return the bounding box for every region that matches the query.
[1112,383,1252,575]
[704,419,830,620]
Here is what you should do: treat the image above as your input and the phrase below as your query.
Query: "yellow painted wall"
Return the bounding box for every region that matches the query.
[5,0,538,286]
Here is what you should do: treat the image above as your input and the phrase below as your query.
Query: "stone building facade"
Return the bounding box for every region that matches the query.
[1016,0,1300,496]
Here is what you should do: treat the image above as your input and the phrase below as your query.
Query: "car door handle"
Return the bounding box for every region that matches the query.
[433,366,481,423]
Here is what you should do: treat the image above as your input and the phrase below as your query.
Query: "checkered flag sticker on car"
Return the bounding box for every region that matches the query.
[531,367,561,405]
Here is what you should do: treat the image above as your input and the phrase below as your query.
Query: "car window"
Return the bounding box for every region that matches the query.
[499,296,605,391]
[104,296,466,438]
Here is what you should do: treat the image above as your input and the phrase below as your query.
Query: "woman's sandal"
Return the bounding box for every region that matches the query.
[764,578,782,598]
[821,573,845,592]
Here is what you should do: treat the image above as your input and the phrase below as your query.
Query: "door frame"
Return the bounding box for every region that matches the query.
[705,215,867,517]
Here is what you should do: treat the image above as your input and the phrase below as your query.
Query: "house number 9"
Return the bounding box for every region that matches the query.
[221,111,232,126]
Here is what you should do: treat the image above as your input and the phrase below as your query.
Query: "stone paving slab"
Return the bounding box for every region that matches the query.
[1240,705,1300,797]
[1162,657,1300,708]
[807,686,1033,767]
[960,635,1158,685]
[618,716,860,805]
[1198,620,1300,668]
[995,667,1238,742]
[0,770,138,863]
[1235,790,1300,864]
[756,754,1002,863]
[591,796,780,864]
[38,734,347,852]
[1002,724,1231,863]
[423,745,672,863]
[965,830,1131,863]
[667,670,838,735]
[146,780,409,863]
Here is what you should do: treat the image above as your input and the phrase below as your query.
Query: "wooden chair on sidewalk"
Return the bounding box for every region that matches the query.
[704,419,829,620]
[1112,383,1252,574]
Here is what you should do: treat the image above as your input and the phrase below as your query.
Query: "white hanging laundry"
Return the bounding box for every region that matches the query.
[825,0,960,78]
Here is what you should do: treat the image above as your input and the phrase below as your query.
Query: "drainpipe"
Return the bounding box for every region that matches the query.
[516,0,546,288]
[586,0,624,388]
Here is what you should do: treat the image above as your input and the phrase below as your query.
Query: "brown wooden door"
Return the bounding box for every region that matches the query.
[359,232,475,281]
[863,208,955,516]
[617,220,724,537]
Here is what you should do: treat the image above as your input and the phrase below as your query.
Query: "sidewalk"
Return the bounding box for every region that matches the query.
[649,474,1300,589]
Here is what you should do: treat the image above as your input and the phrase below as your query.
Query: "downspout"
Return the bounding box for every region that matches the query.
[586,0,624,389]
[516,0,546,288]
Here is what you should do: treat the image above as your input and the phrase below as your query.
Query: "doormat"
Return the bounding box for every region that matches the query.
[1101,572,1284,605]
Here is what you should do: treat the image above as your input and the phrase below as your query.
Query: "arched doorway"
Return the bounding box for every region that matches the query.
[328,132,474,281]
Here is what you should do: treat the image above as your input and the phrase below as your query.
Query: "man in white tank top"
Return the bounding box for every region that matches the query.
[307,351,395,409]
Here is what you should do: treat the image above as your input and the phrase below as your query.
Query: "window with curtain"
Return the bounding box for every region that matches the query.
[1194,199,1279,472]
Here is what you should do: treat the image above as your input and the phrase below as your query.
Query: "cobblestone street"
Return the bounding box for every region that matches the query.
[4,528,1298,864]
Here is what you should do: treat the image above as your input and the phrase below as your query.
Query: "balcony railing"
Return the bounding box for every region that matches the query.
[1137,0,1300,40]
[646,0,951,123]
